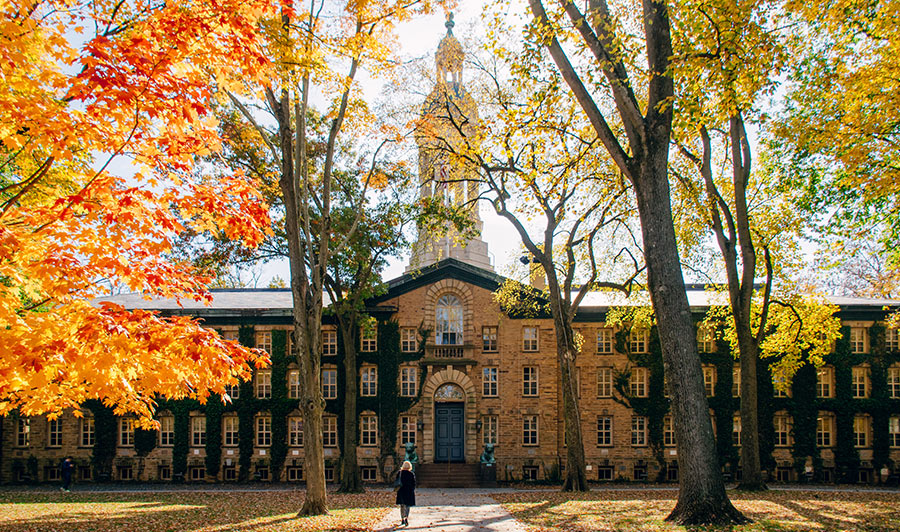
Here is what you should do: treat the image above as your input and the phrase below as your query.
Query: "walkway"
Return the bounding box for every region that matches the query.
[373,488,528,532]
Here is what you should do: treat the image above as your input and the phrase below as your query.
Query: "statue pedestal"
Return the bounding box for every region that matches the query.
[479,463,497,487]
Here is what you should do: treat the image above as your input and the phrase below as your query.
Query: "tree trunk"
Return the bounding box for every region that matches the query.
[737,326,765,490]
[633,157,746,525]
[272,83,328,516]
[337,316,363,493]
[547,288,589,491]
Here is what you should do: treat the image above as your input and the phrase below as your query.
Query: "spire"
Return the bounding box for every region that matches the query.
[435,12,464,85]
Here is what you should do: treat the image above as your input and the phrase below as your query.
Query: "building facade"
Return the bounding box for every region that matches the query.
[2,260,900,485]
[3,19,900,487]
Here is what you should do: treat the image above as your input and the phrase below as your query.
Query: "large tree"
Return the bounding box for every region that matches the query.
[512,0,747,523]
[227,0,445,515]
[0,0,272,422]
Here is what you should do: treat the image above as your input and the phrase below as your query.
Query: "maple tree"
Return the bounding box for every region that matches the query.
[0,1,273,423]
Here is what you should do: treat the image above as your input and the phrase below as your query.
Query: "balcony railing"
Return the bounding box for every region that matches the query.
[425,343,474,359]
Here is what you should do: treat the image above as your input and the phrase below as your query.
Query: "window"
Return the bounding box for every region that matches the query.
[597,416,612,446]
[663,416,676,446]
[483,415,498,446]
[523,466,539,481]
[256,370,272,399]
[401,327,418,353]
[256,416,271,447]
[817,413,834,447]
[17,418,30,447]
[288,369,301,399]
[483,367,498,397]
[256,331,272,354]
[697,325,716,353]
[483,326,498,352]
[631,416,647,446]
[360,366,377,397]
[48,419,62,447]
[773,374,791,397]
[629,328,649,353]
[159,416,174,446]
[435,294,464,345]
[322,368,337,399]
[887,328,899,352]
[523,366,539,396]
[323,416,338,447]
[361,415,378,446]
[598,466,614,481]
[286,467,303,482]
[774,414,792,447]
[850,327,868,354]
[400,366,418,397]
[119,418,135,447]
[630,367,648,398]
[596,328,613,354]
[732,366,741,397]
[817,366,835,398]
[522,327,539,352]
[853,415,870,448]
[118,466,134,481]
[361,467,377,482]
[852,366,870,398]
[191,416,206,447]
[703,365,716,397]
[360,327,377,352]
[224,467,238,481]
[187,466,204,482]
[223,415,239,446]
[322,330,337,356]
[158,465,172,481]
[289,416,303,447]
[225,383,240,400]
[888,365,900,399]
[890,416,900,448]
[400,416,416,446]
[598,368,613,397]
[733,415,741,447]
[81,417,95,447]
[523,415,538,446]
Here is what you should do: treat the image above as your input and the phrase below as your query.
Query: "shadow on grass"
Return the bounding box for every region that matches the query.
[0,490,391,532]
[494,489,900,532]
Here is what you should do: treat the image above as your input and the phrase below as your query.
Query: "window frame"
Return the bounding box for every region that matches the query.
[191,416,207,447]
[597,416,613,447]
[323,415,338,447]
[631,416,647,446]
[629,367,648,398]
[483,415,498,446]
[47,418,63,448]
[256,415,272,447]
[223,415,239,447]
[598,367,613,397]
[322,329,338,356]
[288,416,304,447]
[596,328,614,355]
[401,327,418,353]
[522,366,539,397]
[360,414,378,447]
[400,366,418,397]
[322,368,338,400]
[256,369,272,399]
[817,366,835,398]
[522,327,539,352]
[482,326,499,352]
[360,366,378,397]
[483,367,499,397]
[119,418,135,447]
[159,416,175,447]
[522,415,539,446]
[629,328,649,354]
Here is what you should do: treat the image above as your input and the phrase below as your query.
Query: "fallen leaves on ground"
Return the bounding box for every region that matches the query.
[493,489,900,532]
[0,489,391,531]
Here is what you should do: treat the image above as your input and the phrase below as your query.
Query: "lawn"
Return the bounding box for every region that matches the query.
[0,490,392,532]
[493,489,900,532]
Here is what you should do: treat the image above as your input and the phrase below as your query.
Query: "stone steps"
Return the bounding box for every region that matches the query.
[416,463,481,488]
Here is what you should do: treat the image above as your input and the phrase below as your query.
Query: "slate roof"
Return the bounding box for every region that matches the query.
[94,258,900,319]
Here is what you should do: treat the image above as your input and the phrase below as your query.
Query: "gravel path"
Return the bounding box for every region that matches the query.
[373,488,529,532]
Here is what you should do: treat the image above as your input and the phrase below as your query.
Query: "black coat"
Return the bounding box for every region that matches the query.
[395,469,416,506]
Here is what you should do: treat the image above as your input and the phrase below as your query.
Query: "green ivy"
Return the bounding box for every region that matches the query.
[237,325,256,481]
[84,400,116,480]
[205,397,223,477]
[269,329,290,481]
[171,400,191,480]
[134,426,157,457]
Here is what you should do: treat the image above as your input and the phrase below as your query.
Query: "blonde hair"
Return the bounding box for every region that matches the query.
[401,461,413,471]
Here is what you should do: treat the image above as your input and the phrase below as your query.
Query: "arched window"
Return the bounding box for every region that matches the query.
[435,294,463,345]
[434,383,465,401]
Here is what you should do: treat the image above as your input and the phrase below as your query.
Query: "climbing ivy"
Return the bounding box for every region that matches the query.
[85,400,116,480]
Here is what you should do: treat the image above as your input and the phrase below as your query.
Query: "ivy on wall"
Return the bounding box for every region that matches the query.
[85,399,117,480]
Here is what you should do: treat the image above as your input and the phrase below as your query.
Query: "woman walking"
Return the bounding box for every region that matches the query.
[395,460,416,526]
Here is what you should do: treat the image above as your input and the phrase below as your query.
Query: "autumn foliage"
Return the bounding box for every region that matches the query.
[0,0,275,423]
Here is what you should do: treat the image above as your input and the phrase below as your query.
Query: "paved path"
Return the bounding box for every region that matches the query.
[373,488,529,532]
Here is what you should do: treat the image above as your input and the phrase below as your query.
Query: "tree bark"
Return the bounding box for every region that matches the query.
[550,302,589,491]
[634,157,746,524]
[337,316,363,493]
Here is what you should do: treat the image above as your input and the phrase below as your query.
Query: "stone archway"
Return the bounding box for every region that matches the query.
[421,368,478,463]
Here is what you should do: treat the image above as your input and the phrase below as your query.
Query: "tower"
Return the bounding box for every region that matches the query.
[407,14,493,272]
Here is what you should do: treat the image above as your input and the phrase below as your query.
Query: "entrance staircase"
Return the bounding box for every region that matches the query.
[415,463,481,488]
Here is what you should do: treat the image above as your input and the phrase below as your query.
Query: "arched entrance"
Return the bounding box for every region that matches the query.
[421,369,478,463]
[434,384,465,462]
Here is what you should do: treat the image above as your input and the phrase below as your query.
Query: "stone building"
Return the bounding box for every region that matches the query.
[2,19,900,487]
